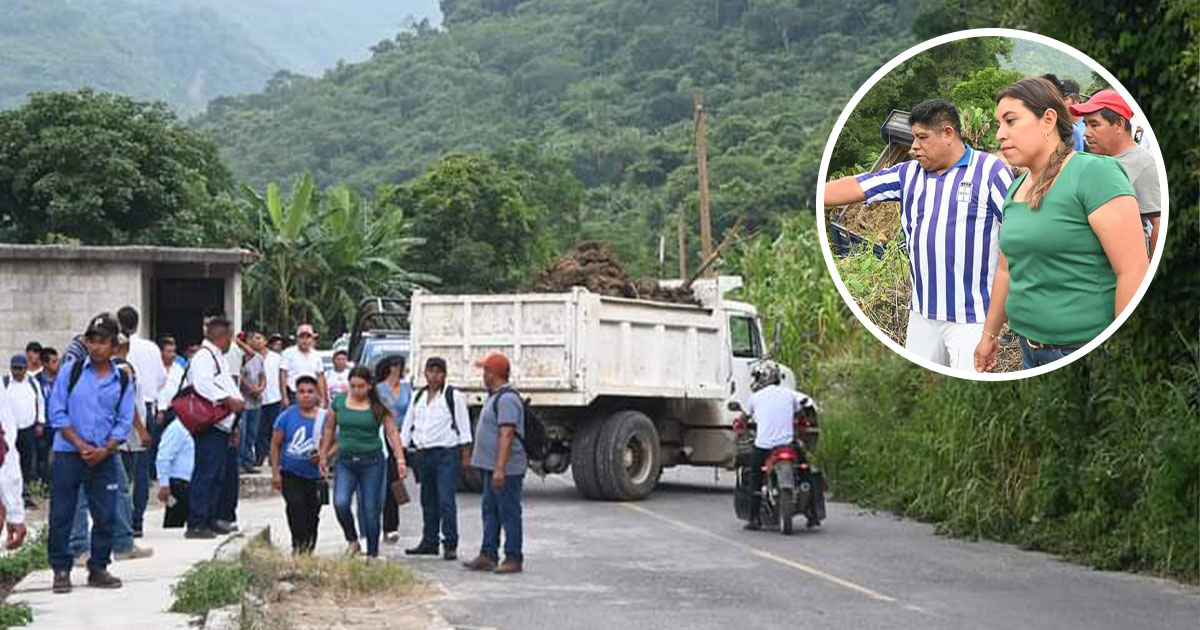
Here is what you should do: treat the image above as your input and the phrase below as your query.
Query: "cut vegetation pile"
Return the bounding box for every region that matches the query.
[836,200,901,244]
[530,242,697,304]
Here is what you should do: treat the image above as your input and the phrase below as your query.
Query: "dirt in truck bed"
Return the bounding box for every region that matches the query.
[529,242,698,305]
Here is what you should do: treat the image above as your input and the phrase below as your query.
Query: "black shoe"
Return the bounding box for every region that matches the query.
[87,570,122,589]
[240,465,258,474]
[443,548,457,561]
[211,521,234,535]
[23,498,38,510]
[132,530,143,539]
[405,544,439,556]
[743,520,763,531]
[185,528,217,539]
[52,571,71,594]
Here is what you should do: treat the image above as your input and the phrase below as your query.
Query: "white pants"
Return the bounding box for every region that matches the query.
[904,312,983,370]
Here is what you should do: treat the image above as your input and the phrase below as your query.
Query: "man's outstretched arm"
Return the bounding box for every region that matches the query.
[823,176,867,207]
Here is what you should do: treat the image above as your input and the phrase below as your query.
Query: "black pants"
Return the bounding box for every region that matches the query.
[281,472,321,553]
[217,445,239,523]
[747,447,771,523]
[16,426,37,494]
[383,446,401,534]
[164,479,190,529]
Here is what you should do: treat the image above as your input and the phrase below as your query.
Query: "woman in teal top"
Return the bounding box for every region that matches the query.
[319,366,407,557]
[975,78,1148,371]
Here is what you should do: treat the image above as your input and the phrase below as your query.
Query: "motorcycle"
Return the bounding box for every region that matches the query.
[729,401,827,535]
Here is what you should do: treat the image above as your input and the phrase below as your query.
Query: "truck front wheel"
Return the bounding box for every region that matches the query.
[595,410,661,501]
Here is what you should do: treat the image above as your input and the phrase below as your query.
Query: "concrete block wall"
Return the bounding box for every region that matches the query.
[0,260,145,361]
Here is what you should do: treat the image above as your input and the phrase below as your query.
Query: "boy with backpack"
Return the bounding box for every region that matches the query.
[47,313,135,594]
[399,357,472,561]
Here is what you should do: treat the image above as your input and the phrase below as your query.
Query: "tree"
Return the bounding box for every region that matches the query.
[388,154,550,294]
[0,89,237,245]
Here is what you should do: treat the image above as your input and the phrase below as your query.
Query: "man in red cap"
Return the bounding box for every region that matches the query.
[1072,90,1162,253]
[462,352,527,574]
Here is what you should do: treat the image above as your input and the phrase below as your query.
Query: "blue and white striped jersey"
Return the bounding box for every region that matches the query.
[854,146,1014,323]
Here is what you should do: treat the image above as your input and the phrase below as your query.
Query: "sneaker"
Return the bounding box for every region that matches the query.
[52,571,72,594]
[185,528,217,539]
[494,557,523,574]
[86,570,122,589]
[346,541,362,556]
[383,532,401,545]
[211,521,234,535]
[443,548,458,561]
[404,544,439,556]
[73,552,90,568]
[114,545,154,561]
[461,555,497,572]
[743,520,763,531]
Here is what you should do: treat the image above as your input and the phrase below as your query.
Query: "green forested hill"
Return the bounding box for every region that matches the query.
[193,0,924,271]
[0,0,278,114]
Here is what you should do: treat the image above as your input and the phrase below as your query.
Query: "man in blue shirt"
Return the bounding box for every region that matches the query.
[1042,74,1087,152]
[47,313,135,594]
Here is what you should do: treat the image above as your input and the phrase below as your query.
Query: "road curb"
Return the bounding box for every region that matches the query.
[202,524,270,630]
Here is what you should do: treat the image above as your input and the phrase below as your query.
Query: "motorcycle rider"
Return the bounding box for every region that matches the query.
[736,361,812,531]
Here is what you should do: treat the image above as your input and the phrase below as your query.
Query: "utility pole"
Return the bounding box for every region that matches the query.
[694,92,714,277]
[677,208,688,280]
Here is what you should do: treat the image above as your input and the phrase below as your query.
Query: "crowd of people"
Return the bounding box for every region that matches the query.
[0,308,531,593]
[824,76,1160,372]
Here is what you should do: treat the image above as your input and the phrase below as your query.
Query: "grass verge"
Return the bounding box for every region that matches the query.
[169,559,249,615]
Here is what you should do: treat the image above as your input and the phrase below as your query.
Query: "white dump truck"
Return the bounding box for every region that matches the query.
[407,276,799,500]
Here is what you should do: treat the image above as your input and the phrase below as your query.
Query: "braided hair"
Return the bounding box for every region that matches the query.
[996,77,1075,211]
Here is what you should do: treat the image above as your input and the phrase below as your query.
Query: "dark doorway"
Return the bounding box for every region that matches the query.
[154,278,224,349]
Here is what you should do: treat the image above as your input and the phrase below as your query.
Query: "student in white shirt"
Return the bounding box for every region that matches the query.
[279,324,327,408]
[0,379,27,550]
[4,354,43,507]
[399,357,471,559]
[325,350,351,400]
[257,335,285,467]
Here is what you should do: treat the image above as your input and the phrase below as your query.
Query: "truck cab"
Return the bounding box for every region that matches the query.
[723,299,798,425]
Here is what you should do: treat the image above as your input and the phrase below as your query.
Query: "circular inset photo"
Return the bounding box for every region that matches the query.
[816,29,1167,380]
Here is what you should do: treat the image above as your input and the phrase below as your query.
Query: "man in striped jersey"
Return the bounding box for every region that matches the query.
[825,99,1014,370]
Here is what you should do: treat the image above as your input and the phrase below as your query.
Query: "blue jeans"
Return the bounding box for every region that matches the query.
[121,450,150,533]
[50,453,121,573]
[238,407,262,468]
[418,448,460,550]
[70,456,134,556]
[187,429,230,531]
[1019,337,1080,370]
[333,452,386,557]
[255,403,281,467]
[218,445,239,523]
[479,470,524,561]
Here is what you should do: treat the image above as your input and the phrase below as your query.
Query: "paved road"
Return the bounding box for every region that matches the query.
[390,466,1199,630]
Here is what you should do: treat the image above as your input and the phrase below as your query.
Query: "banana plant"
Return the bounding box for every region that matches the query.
[241,175,318,333]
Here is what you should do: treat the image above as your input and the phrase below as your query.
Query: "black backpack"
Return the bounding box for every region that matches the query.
[491,387,549,462]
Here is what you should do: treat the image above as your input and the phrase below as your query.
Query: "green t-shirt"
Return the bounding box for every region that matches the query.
[999,152,1135,345]
[332,394,382,456]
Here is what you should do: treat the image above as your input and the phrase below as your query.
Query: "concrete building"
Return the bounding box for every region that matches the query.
[0,244,254,359]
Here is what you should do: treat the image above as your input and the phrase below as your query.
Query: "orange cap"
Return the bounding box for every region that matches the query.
[474,352,510,379]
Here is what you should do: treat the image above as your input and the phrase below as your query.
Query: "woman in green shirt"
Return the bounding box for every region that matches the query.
[975,78,1148,371]
[319,366,407,557]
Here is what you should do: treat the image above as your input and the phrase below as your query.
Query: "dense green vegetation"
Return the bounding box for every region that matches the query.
[193,0,923,273]
[0,0,276,114]
[0,90,242,246]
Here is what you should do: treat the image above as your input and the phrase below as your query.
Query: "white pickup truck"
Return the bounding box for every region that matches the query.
[408,276,799,500]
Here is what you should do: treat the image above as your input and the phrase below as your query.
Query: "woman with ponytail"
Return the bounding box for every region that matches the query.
[319,366,407,557]
[974,77,1148,371]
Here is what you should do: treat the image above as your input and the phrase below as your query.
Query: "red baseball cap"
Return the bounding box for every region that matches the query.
[1069,89,1133,121]
[474,352,511,379]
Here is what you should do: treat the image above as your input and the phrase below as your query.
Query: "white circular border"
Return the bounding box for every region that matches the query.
[816,27,1170,382]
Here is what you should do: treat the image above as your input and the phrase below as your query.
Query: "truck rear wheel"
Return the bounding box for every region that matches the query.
[570,417,605,500]
[595,410,661,501]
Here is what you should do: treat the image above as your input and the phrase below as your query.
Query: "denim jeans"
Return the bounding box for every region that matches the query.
[187,429,230,531]
[16,426,37,493]
[255,403,281,467]
[479,469,524,561]
[70,455,134,556]
[50,453,121,573]
[418,447,460,550]
[121,450,150,533]
[218,445,239,523]
[238,407,262,468]
[1019,337,1080,370]
[333,452,386,557]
